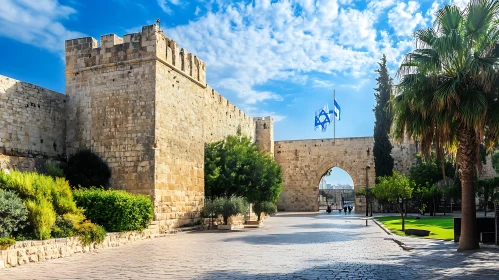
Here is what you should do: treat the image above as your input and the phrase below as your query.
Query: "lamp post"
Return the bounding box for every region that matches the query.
[365,165,371,217]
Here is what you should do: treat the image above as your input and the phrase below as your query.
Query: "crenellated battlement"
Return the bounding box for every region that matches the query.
[65,24,206,85]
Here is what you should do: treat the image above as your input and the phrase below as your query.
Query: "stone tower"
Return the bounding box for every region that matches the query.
[254,117,274,156]
[65,25,262,230]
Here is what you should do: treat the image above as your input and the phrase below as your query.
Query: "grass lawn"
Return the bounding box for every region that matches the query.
[376,216,454,240]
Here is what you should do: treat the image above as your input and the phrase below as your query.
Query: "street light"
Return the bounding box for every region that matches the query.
[365,165,371,217]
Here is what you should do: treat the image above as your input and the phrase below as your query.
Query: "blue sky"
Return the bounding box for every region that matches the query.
[0,0,469,186]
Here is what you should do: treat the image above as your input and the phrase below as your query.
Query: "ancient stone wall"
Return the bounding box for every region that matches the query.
[391,138,418,175]
[65,27,158,198]
[0,75,66,158]
[0,154,50,173]
[274,137,375,212]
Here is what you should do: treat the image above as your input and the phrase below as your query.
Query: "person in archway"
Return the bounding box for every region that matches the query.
[343,206,347,214]
[348,205,352,213]
[326,204,332,214]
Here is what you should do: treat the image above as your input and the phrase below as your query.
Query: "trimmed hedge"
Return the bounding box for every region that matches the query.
[73,189,154,232]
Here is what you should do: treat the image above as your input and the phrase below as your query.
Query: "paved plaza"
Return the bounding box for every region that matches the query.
[1,212,498,280]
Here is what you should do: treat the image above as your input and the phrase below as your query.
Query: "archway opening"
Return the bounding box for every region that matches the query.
[318,167,355,211]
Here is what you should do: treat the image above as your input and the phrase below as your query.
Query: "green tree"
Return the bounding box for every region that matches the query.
[204,135,282,205]
[373,54,394,180]
[409,155,455,216]
[392,1,499,251]
[372,172,414,231]
[476,177,499,216]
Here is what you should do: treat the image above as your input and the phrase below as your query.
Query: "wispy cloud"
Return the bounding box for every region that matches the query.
[0,0,85,55]
[157,0,181,15]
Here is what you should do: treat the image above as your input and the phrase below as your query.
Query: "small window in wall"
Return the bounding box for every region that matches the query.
[263,123,267,129]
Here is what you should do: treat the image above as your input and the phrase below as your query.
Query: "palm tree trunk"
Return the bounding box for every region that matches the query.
[457,125,480,251]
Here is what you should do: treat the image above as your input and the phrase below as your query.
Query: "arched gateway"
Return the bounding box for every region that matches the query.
[274,137,375,212]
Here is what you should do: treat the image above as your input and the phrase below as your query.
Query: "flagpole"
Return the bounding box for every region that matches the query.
[333,89,336,145]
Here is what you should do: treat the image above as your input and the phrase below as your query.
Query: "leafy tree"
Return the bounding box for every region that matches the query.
[204,135,282,205]
[409,155,455,215]
[373,54,394,180]
[392,1,499,251]
[476,177,499,216]
[253,201,277,221]
[372,171,414,231]
[66,149,111,189]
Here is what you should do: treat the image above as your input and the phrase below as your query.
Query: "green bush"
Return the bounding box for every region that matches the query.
[75,221,107,246]
[46,160,65,178]
[66,149,111,189]
[51,212,86,238]
[253,201,277,221]
[0,189,28,238]
[73,189,154,232]
[213,196,248,225]
[0,171,80,240]
[0,237,15,249]
[25,199,56,240]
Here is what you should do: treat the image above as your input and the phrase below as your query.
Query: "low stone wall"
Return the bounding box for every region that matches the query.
[0,229,156,269]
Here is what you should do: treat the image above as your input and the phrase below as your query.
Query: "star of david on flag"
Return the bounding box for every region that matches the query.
[314,104,331,132]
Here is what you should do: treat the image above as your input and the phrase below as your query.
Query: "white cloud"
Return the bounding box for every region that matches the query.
[163,0,390,105]
[388,1,426,37]
[0,0,84,55]
[157,0,181,15]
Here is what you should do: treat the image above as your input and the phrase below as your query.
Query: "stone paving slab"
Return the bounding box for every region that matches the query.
[1,212,498,280]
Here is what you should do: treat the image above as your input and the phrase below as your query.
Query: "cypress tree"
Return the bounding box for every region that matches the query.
[373,55,394,181]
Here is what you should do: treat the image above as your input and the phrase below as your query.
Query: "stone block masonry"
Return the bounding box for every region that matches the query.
[65,24,270,231]
[0,75,66,158]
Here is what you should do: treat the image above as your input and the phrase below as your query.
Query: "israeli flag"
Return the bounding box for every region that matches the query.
[314,104,331,132]
[333,99,341,121]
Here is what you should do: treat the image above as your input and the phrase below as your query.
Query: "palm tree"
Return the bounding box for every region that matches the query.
[393,0,499,251]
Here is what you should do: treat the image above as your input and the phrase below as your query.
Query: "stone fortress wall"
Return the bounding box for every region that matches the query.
[0,75,66,159]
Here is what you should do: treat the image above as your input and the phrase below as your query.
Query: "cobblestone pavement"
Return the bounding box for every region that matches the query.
[2,212,499,280]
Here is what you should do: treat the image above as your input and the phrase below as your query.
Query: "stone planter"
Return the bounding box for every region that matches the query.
[217,224,236,230]
[244,220,263,228]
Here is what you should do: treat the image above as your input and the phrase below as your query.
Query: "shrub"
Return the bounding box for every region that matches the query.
[253,201,277,221]
[66,149,111,189]
[213,196,248,225]
[25,199,56,240]
[0,189,28,238]
[0,237,16,249]
[75,221,107,246]
[46,160,65,178]
[0,171,80,240]
[73,189,154,232]
[51,212,86,238]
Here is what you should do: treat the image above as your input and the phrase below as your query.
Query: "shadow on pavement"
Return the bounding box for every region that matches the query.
[199,246,499,280]
[222,231,362,245]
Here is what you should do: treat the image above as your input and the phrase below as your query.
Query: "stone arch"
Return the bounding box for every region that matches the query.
[274,137,375,212]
